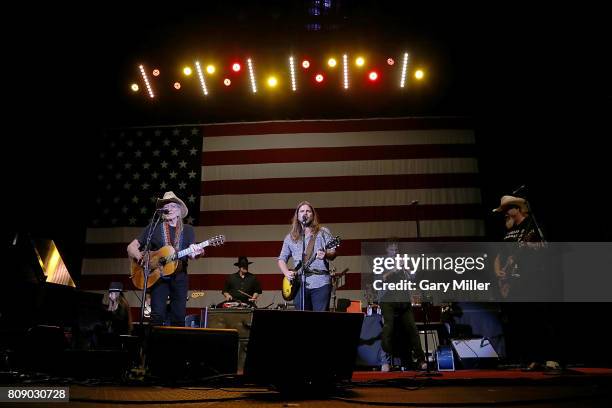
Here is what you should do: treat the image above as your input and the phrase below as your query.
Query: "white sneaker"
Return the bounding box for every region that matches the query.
[381,363,390,372]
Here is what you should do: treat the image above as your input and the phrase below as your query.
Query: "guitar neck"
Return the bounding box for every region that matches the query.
[174,241,209,260]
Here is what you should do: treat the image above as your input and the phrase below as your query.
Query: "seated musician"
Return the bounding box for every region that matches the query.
[222,256,262,306]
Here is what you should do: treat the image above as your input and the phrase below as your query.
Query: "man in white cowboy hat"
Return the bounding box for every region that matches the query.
[492,194,561,371]
[492,195,535,241]
[127,191,205,326]
[222,256,262,305]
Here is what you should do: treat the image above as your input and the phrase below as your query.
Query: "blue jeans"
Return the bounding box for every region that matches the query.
[294,284,331,311]
[151,271,188,326]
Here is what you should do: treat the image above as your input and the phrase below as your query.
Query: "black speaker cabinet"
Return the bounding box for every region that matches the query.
[147,326,239,380]
[244,310,363,391]
[201,308,253,339]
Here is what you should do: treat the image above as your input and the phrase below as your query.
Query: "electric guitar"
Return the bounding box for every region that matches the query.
[494,254,519,299]
[281,235,341,301]
[494,241,544,298]
[130,235,225,290]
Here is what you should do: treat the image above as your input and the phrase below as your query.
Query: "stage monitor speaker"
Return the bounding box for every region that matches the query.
[451,338,499,369]
[244,310,363,393]
[147,326,239,381]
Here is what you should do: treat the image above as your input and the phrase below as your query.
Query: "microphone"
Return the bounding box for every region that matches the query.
[512,185,526,195]
[301,214,308,225]
[156,209,169,214]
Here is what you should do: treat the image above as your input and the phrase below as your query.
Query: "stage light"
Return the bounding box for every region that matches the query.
[152,69,160,76]
[400,52,409,88]
[267,76,278,87]
[289,56,297,91]
[368,71,378,81]
[232,63,241,72]
[183,66,192,76]
[224,78,231,86]
[174,82,181,90]
[315,73,324,83]
[131,83,139,92]
[415,69,424,80]
[302,60,310,69]
[206,65,216,74]
[355,57,365,67]
[343,54,349,89]
[387,58,394,66]
[247,58,257,93]
[327,58,337,67]
[139,64,154,98]
[194,61,209,96]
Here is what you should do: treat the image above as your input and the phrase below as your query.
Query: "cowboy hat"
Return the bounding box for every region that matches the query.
[156,191,188,218]
[109,281,124,292]
[234,256,253,268]
[492,195,529,213]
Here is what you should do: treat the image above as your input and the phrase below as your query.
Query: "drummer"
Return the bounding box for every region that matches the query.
[222,256,263,305]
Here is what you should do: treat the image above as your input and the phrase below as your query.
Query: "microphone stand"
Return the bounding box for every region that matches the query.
[413,201,441,376]
[300,218,307,311]
[525,201,546,243]
[139,211,162,326]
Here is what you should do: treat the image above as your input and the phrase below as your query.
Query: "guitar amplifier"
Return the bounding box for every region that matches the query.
[201,308,253,339]
[201,308,253,371]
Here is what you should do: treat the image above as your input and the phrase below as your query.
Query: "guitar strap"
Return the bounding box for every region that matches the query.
[303,231,317,267]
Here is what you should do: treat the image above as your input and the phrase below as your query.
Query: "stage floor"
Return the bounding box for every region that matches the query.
[10,368,612,408]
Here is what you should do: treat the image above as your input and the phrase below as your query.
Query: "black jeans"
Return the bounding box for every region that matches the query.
[381,302,425,364]
[150,271,188,326]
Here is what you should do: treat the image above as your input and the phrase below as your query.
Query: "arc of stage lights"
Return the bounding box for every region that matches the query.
[134,52,424,97]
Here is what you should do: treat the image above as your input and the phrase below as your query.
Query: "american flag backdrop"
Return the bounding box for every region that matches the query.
[81,117,484,316]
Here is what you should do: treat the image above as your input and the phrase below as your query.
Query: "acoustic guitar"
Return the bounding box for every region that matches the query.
[130,235,225,290]
[281,235,341,301]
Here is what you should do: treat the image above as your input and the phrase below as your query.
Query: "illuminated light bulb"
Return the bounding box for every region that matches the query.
[267,76,278,87]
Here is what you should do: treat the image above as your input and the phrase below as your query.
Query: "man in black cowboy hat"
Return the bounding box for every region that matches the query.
[222,256,262,304]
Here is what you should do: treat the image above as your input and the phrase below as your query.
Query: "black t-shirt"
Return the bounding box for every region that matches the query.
[223,272,262,302]
[503,216,539,243]
[137,222,196,270]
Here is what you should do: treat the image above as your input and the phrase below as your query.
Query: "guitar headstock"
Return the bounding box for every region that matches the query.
[207,235,226,247]
[326,235,341,250]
